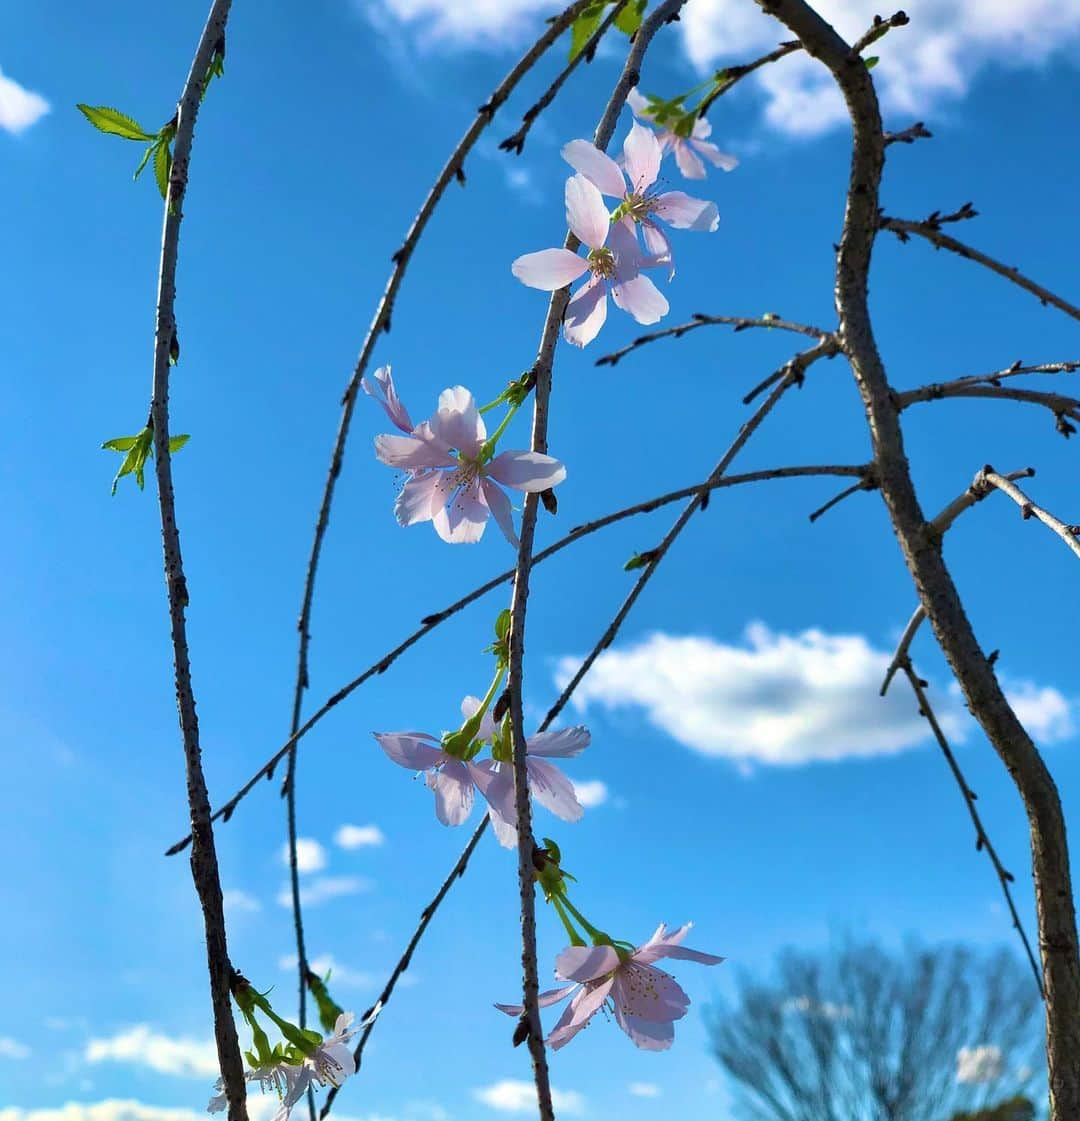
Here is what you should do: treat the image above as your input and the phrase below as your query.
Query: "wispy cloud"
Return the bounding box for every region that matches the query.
[279,953,377,989]
[0,67,50,134]
[362,0,1080,136]
[956,1044,1004,1084]
[335,824,386,849]
[628,1082,660,1098]
[281,837,327,873]
[556,624,1073,767]
[276,876,372,908]
[84,1027,218,1079]
[0,1037,30,1059]
[473,1081,583,1115]
[572,779,608,808]
[222,889,261,913]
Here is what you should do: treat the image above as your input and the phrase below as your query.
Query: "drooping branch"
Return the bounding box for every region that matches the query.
[897,382,1080,435]
[981,469,1080,562]
[755,2,1080,1114]
[164,461,867,856]
[146,2,245,1118]
[899,660,1044,996]
[594,313,837,368]
[880,209,1080,323]
[902,359,1080,394]
[499,0,631,156]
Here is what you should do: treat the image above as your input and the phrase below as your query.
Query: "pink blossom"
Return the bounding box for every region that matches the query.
[373,385,565,545]
[512,174,668,347]
[374,728,498,826]
[563,122,719,276]
[626,88,739,180]
[458,695,590,848]
[361,364,413,433]
[496,923,723,1051]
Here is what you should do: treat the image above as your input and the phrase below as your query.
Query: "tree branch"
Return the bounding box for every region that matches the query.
[897,383,1080,436]
[147,2,245,1117]
[899,660,1044,997]
[982,468,1080,562]
[499,0,631,156]
[594,313,837,369]
[883,121,931,147]
[880,210,1080,323]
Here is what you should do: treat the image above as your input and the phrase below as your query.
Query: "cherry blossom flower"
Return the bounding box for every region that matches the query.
[512,174,668,347]
[208,1062,311,1121]
[496,923,723,1051]
[374,727,496,825]
[562,122,719,274]
[361,364,413,433]
[626,88,739,180]
[458,694,590,847]
[306,1012,357,1089]
[373,386,565,544]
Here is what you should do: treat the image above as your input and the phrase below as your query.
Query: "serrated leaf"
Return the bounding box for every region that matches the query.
[132,142,155,182]
[614,0,646,35]
[77,104,154,141]
[153,140,172,201]
[568,2,606,60]
[169,434,190,453]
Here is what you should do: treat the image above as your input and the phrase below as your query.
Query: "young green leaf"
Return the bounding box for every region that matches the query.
[132,141,156,182]
[614,0,646,35]
[568,2,607,60]
[153,140,173,201]
[101,436,140,453]
[76,104,154,142]
[865,55,880,70]
[169,434,190,453]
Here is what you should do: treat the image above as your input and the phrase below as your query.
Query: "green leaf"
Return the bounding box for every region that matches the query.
[153,140,172,200]
[614,0,646,35]
[169,434,190,453]
[865,55,880,70]
[305,969,345,1034]
[103,426,153,495]
[494,609,512,642]
[132,142,155,182]
[623,552,648,572]
[101,435,139,452]
[568,2,607,60]
[76,104,154,141]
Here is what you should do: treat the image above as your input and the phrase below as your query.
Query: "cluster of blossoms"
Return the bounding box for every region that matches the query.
[512,104,734,347]
[206,975,375,1120]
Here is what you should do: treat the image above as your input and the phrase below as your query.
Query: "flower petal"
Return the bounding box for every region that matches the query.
[432,479,489,544]
[693,138,738,171]
[608,217,644,274]
[673,139,707,180]
[565,174,610,250]
[625,87,652,120]
[486,451,566,492]
[427,759,476,825]
[555,944,620,982]
[361,364,414,433]
[623,121,661,192]
[526,757,583,822]
[495,985,577,1017]
[613,961,691,1021]
[614,1007,676,1051]
[641,221,675,279]
[547,977,615,1050]
[481,477,519,546]
[374,732,444,771]
[394,470,444,527]
[563,276,607,348]
[653,191,720,231]
[611,272,669,325]
[374,433,456,471]
[561,139,626,198]
[429,386,485,457]
[527,726,590,758]
[512,248,589,291]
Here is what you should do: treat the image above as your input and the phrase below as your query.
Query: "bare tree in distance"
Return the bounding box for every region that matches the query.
[707,938,1043,1121]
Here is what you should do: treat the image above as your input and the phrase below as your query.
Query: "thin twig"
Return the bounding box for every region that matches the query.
[900,661,1045,997]
[595,313,836,368]
[697,39,803,117]
[146,2,244,1117]
[807,475,876,523]
[165,461,868,856]
[982,469,1080,562]
[897,383,1080,434]
[500,0,631,155]
[879,466,1036,696]
[903,359,1079,394]
[505,6,688,1114]
[881,212,1080,323]
[883,121,932,147]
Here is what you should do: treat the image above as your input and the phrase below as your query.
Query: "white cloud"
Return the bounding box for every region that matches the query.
[276,876,371,908]
[364,0,1080,136]
[556,624,1073,767]
[957,1044,1004,1084]
[221,889,261,913]
[473,1080,583,1115]
[0,1104,206,1121]
[572,779,608,808]
[0,67,50,134]
[279,953,377,989]
[335,824,386,849]
[628,1082,660,1098]
[281,837,327,873]
[0,1037,30,1059]
[84,1027,217,1079]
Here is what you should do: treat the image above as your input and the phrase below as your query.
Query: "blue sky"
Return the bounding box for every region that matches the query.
[3,1,1080,1119]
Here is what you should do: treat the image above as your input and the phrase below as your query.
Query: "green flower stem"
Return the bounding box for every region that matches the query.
[557,893,612,947]
[479,402,520,461]
[550,893,587,947]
